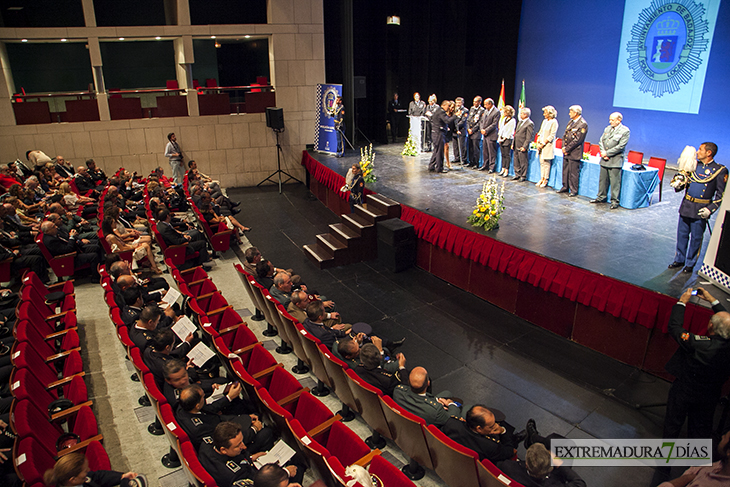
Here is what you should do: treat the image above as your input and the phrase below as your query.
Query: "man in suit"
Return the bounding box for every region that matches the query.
[558,105,588,197]
[40,220,101,274]
[479,98,499,172]
[512,107,534,181]
[592,112,630,209]
[466,96,484,168]
[393,366,463,427]
[74,166,102,194]
[452,97,469,164]
[157,208,210,269]
[669,142,727,273]
[428,100,457,173]
[442,405,524,462]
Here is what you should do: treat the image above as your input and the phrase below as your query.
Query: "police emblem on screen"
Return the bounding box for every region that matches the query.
[625,0,710,97]
[323,87,339,117]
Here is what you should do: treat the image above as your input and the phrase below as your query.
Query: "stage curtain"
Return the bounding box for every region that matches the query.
[301,152,709,334]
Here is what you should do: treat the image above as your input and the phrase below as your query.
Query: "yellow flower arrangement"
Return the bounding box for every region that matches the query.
[359,144,377,183]
[467,176,505,231]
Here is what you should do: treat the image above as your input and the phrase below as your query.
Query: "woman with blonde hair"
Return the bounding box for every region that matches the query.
[43,451,139,487]
[497,105,516,177]
[535,105,559,188]
[102,216,161,274]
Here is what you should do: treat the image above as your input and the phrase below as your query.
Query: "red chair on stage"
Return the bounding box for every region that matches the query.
[628,150,643,165]
[583,141,591,153]
[590,144,600,156]
[648,156,667,203]
[555,138,562,149]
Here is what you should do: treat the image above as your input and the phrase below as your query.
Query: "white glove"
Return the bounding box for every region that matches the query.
[698,208,711,219]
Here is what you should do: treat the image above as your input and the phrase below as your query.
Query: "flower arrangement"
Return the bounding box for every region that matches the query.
[402,131,419,156]
[360,144,377,183]
[467,176,505,231]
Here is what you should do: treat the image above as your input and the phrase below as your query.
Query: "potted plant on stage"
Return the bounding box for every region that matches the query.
[468,176,505,231]
[401,131,418,156]
[360,144,377,183]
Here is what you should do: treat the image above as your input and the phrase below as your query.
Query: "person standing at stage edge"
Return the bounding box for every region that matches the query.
[669,142,727,274]
[424,94,438,152]
[512,107,534,182]
[453,97,469,164]
[479,98,500,172]
[466,96,484,168]
[164,132,184,186]
[388,93,402,142]
[428,100,457,174]
[334,96,345,157]
[557,105,588,197]
[592,112,630,209]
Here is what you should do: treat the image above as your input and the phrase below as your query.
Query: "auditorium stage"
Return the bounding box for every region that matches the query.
[307,143,728,302]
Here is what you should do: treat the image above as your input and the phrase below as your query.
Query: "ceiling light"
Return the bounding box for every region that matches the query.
[155,36,161,40]
[210,36,216,39]
[7,7,23,11]
[118,37,125,40]
[61,38,67,42]
[245,35,251,39]
[21,39,27,42]
[387,15,400,25]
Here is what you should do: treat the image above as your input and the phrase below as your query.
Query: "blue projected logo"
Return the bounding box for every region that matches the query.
[626,1,709,98]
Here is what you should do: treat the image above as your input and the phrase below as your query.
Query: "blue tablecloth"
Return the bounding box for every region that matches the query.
[495,149,659,209]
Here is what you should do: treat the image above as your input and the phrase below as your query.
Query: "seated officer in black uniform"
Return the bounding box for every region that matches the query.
[441,405,525,462]
[176,384,274,452]
[354,343,407,396]
[199,422,306,487]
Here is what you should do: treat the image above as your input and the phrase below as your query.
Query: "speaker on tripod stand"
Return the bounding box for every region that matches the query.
[257,107,302,193]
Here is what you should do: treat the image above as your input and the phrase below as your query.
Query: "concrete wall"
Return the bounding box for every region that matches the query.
[0,0,324,185]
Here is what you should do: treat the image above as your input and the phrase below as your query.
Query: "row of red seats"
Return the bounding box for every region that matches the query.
[236,265,524,487]
[10,272,114,486]
[182,173,234,255]
[167,259,413,487]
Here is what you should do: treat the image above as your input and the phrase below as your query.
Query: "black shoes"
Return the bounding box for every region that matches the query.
[525,418,538,448]
[556,188,569,194]
[682,266,694,274]
[568,192,578,197]
[668,262,684,269]
[512,429,527,445]
[512,176,520,181]
[391,337,406,349]
[610,203,619,209]
[590,198,606,204]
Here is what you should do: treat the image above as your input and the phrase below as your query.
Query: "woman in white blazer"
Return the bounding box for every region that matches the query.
[536,105,558,187]
[497,105,516,177]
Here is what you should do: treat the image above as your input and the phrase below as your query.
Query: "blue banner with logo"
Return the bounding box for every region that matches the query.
[613,0,721,114]
[315,84,342,154]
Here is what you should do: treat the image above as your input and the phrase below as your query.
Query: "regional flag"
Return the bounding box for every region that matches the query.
[518,80,526,109]
[497,79,505,110]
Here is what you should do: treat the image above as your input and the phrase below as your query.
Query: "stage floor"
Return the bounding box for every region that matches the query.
[309,143,729,301]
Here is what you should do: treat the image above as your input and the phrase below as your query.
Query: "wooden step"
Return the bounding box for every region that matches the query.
[316,233,349,262]
[303,244,336,269]
[354,203,388,224]
[365,193,401,219]
[329,223,360,247]
[341,212,376,239]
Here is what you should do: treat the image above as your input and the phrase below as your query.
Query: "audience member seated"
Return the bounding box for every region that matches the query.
[156,208,211,270]
[269,271,296,307]
[54,155,75,179]
[142,328,194,387]
[102,217,162,274]
[498,443,586,487]
[198,200,244,244]
[393,366,463,427]
[162,359,252,414]
[0,165,21,191]
[336,335,397,369]
[105,204,149,239]
[41,220,101,276]
[48,203,98,241]
[128,305,169,351]
[0,242,48,284]
[57,182,97,218]
[86,158,107,188]
[198,422,306,487]
[177,384,275,452]
[288,291,348,331]
[74,165,102,195]
[4,196,42,229]
[354,342,407,396]
[254,463,305,487]
[256,259,276,289]
[43,452,140,487]
[109,259,169,296]
[441,405,525,462]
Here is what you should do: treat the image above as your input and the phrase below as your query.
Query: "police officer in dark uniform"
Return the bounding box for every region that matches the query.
[334,96,345,157]
[669,142,727,273]
[466,96,484,168]
[388,93,402,142]
[428,101,458,173]
[441,405,525,462]
[453,97,469,164]
[557,105,588,196]
[408,92,426,151]
[658,287,730,484]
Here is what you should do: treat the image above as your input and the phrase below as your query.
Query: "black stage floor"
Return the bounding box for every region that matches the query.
[309,143,730,303]
[227,183,700,487]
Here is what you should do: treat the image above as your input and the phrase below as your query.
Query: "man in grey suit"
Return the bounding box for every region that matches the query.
[479,98,500,172]
[512,107,535,181]
[393,366,463,427]
[592,112,630,209]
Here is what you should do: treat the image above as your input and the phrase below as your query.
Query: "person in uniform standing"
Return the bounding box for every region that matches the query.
[466,96,484,168]
[334,96,345,157]
[512,107,534,182]
[669,142,727,273]
[408,92,426,150]
[479,98,499,172]
[557,105,588,197]
[428,101,457,174]
[592,112,630,209]
[453,97,469,164]
[388,93,402,142]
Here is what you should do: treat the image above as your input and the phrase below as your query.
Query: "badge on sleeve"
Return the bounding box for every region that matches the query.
[192,418,203,427]
[681,332,690,341]
[581,128,586,133]
[233,480,254,487]
[226,461,241,473]
[695,335,710,341]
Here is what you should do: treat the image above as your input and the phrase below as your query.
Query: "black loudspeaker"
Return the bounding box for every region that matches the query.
[354,76,366,99]
[266,107,284,130]
[377,219,415,272]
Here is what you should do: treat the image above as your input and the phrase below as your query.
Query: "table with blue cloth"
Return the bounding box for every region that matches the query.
[494,149,659,209]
